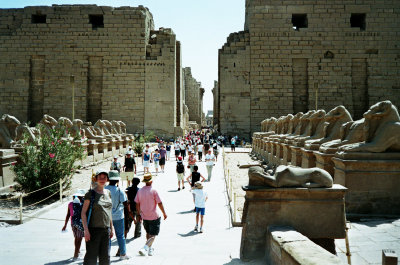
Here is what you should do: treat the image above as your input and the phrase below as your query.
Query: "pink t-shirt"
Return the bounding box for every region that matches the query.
[134,186,162,221]
[68,202,74,221]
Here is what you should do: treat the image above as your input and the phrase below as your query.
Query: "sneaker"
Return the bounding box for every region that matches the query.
[194,225,198,232]
[120,255,130,260]
[199,227,203,233]
[178,187,180,191]
[182,186,185,189]
[139,245,149,256]
[148,248,154,256]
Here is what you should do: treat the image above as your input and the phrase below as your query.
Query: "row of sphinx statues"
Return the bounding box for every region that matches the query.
[253,100,400,155]
[0,114,134,149]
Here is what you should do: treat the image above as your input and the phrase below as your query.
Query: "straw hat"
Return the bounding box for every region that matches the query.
[142,173,153,183]
[194,181,203,189]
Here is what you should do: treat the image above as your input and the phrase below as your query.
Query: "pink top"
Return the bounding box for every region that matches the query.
[135,186,161,221]
[68,202,74,221]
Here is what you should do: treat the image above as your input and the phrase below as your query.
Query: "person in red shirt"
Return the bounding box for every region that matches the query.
[135,174,167,256]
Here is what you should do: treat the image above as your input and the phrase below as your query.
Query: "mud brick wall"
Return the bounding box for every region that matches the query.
[219,0,400,140]
[0,5,182,137]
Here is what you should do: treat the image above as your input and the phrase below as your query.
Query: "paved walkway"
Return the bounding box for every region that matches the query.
[0,151,264,265]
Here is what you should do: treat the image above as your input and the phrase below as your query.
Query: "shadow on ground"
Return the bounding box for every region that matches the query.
[177,230,198,237]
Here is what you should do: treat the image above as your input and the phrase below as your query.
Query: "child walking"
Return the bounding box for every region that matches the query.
[192,182,208,233]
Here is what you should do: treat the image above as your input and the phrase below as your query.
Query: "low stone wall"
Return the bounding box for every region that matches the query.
[266,226,343,265]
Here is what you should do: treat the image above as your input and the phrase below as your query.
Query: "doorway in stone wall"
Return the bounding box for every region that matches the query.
[351,59,369,120]
[28,55,45,125]
[292,58,309,113]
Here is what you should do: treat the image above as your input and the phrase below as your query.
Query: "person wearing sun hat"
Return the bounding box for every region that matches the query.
[81,169,114,265]
[105,170,130,260]
[192,181,208,233]
[135,173,167,257]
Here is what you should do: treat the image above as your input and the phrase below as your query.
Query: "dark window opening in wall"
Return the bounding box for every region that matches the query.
[234,63,236,67]
[351,13,366,31]
[31,14,46,24]
[292,14,308,31]
[89,15,104,29]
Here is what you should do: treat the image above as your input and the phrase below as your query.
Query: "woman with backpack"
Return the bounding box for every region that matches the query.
[62,189,86,260]
[81,169,114,265]
[176,156,186,191]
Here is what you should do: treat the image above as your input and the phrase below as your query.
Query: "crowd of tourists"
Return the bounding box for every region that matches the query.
[62,129,225,264]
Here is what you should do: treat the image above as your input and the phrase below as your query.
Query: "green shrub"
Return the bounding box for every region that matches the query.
[12,125,86,199]
[133,130,155,156]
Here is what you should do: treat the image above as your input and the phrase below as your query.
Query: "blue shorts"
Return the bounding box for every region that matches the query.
[195,207,205,215]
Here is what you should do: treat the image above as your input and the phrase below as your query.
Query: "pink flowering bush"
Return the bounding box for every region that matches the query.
[13,124,85,198]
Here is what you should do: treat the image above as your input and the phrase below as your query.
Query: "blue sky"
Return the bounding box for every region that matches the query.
[1,0,245,113]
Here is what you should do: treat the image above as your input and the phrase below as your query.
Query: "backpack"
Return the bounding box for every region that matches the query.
[72,202,84,231]
[177,162,185,173]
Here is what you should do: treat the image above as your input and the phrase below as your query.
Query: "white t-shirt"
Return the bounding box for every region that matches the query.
[197,144,203,152]
[192,189,208,208]
[174,143,179,150]
[188,145,193,152]
[180,144,186,150]
[205,154,215,166]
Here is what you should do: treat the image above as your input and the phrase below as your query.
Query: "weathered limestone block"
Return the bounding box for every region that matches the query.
[0,149,18,187]
[266,226,343,265]
[240,184,346,260]
[333,152,400,214]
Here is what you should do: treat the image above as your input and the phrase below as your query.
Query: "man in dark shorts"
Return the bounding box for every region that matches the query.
[135,174,167,256]
[159,145,166,173]
[125,177,141,239]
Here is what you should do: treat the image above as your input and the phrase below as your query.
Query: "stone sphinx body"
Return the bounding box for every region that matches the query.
[339,100,400,153]
[304,105,352,150]
[39,114,58,136]
[319,118,365,154]
[248,165,333,188]
[293,110,326,147]
[0,114,21,148]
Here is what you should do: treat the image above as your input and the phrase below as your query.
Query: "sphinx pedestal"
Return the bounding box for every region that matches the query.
[301,148,316,168]
[88,141,102,162]
[240,185,346,260]
[333,152,400,214]
[0,149,18,188]
[275,142,284,165]
[314,151,335,177]
[98,141,110,160]
[282,143,291,165]
[290,146,302,167]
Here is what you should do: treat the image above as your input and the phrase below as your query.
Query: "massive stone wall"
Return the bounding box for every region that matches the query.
[218,31,251,138]
[183,67,204,125]
[212,80,218,128]
[218,0,400,140]
[0,5,185,138]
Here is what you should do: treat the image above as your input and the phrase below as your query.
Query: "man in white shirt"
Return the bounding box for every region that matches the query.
[204,149,215,181]
[197,142,204,161]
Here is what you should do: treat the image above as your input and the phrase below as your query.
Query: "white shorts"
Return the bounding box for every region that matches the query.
[154,161,159,169]
[177,173,184,181]
[143,160,150,168]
